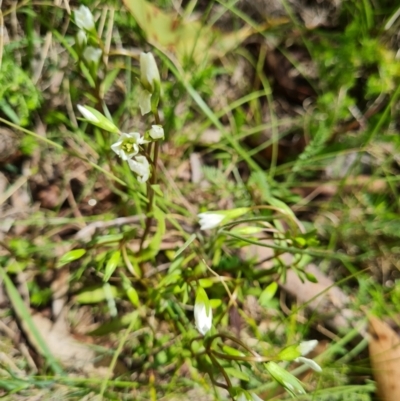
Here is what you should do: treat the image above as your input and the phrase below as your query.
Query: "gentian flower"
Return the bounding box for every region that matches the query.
[128,155,150,183]
[194,288,212,335]
[198,212,225,230]
[111,132,148,161]
[74,5,95,31]
[149,125,164,140]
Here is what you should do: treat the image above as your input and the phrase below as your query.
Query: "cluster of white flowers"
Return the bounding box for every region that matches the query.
[77,48,164,183]
[74,6,102,66]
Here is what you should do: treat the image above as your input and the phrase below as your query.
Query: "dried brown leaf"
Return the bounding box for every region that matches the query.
[369,316,400,401]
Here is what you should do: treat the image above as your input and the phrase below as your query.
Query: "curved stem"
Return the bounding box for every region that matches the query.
[209,353,233,397]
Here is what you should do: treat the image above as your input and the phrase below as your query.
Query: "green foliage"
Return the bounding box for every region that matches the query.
[1,0,400,400]
[0,54,41,126]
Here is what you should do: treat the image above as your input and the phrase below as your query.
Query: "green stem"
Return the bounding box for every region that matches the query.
[209,353,233,397]
[139,110,162,251]
[99,312,139,398]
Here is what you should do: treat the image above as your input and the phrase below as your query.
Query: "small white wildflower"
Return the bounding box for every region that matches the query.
[198,212,225,230]
[140,52,160,92]
[149,125,164,140]
[128,155,150,183]
[294,356,322,372]
[77,104,99,123]
[74,5,95,31]
[298,340,318,356]
[76,30,87,47]
[111,132,147,161]
[83,46,102,64]
[194,302,212,335]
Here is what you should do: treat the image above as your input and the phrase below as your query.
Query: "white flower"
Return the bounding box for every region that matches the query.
[140,52,160,92]
[295,340,321,372]
[74,5,95,31]
[77,104,99,123]
[194,302,212,335]
[138,88,152,116]
[111,132,147,161]
[76,30,87,47]
[298,340,318,356]
[83,46,102,64]
[149,125,164,139]
[128,155,150,183]
[198,212,225,230]
[294,356,322,372]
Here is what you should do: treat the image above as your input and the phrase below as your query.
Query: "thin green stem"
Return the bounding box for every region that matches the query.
[99,313,138,398]
[139,109,162,250]
[208,353,233,397]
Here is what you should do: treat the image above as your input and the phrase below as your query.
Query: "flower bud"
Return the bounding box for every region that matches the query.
[77,105,119,133]
[149,125,164,140]
[74,5,95,32]
[83,46,102,65]
[194,287,212,335]
[76,30,87,47]
[140,52,160,93]
[198,212,225,230]
[139,52,161,115]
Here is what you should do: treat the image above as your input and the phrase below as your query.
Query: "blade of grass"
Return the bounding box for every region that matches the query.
[0,267,64,375]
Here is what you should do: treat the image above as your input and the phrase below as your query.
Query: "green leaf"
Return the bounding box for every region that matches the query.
[304,271,318,283]
[151,184,163,197]
[103,250,121,282]
[148,207,166,256]
[230,226,263,235]
[265,361,305,397]
[199,278,214,288]
[57,249,86,268]
[278,345,301,361]
[77,105,119,133]
[174,233,196,259]
[225,367,250,381]
[76,285,120,303]
[126,286,139,307]
[209,298,222,308]
[222,345,245,357]
[101,68,121,96]
[0,267,64,375]
[88,311,139,336]
[91,234,124,245]
[259,282,278,307]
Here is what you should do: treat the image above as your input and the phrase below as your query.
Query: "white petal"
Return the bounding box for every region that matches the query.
[149,125,164,139]
[83,46,102,64]
[76,30,87,46]
[198,212,225,230]
[295,357,322,372]
[194,302,212,335]
[74,5,95,31]
[299,340,318,356]
[128,156,150,182]
[139,89,152,115]
[77,105,99,123]
[140,52,160,92]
